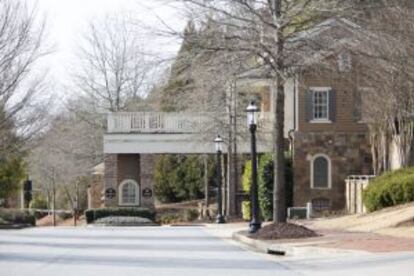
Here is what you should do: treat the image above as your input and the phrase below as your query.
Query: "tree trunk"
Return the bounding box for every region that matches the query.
[271,0,287,223]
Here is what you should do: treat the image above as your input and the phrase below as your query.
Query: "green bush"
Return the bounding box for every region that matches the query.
[0,209,36,226]
[154,155,215,203]
[241,160,252,220]
[242,160,252,193]
[258,154,273,221]
[29,195,48,210]
[242,201,251,221]
[84,207,155,224]
[182,208,199,221]
[242,154,294,221]
[363,167,414,212]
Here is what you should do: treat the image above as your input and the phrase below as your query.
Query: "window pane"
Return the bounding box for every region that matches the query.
[312,90,329,120]
[122,182,137,204]
[313,157,329,188]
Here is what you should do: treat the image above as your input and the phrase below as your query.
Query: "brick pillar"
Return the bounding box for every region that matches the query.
[140,154,155,210]
[104,154,118,207]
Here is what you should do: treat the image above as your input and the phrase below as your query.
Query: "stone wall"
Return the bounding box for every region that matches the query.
[293,131,372,210]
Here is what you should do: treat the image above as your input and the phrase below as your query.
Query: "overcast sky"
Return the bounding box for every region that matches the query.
[36,0,187,95]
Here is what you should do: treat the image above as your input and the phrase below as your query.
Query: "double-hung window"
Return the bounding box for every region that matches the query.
[311,88,330,121]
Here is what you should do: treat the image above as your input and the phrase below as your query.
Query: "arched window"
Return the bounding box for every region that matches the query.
[311,154,331,189]
[119,179,139,206]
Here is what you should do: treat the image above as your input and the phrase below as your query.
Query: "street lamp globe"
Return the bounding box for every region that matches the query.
[214,135,224,152]
[246,101,259,126]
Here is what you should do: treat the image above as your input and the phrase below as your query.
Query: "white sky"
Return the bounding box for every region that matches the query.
[35,0,187,95]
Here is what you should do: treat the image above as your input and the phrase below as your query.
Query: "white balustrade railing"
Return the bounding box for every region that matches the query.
[107,112,210,134]
[107,112,273,134]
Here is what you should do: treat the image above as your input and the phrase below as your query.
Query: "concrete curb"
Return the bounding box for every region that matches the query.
[232,231,369,257]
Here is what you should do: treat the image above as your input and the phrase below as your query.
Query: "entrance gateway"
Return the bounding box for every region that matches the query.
[94,112,273,216]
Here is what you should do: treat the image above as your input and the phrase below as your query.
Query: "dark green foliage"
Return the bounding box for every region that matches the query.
[154,155,179,203]
[84,207,155,224]
[0,156,26,203]
[363,167,414,212]
[29,194,48,209]
[241,160,252,220]
[0,209,36,226]
[154,154,215,203]
[242,154,294,221]
[258,154,273,221]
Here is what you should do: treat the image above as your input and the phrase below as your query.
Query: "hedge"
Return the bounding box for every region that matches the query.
[242,154,294,221]
[363,167,414,212]
[84,207,156,224]
[0,209,36,226]
[258,154,273,221]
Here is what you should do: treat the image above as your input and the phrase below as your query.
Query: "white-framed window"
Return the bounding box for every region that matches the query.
[119,179,140,206]
[311,88,330,122]
[310,154,331,189]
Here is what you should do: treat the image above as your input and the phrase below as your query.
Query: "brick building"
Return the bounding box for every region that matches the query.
[90,18,373,215]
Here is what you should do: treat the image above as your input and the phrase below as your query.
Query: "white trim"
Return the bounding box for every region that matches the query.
[310,154,332,190]
[309,86,332,91]
[310,119,332,124]
[295,75,299,131]
[118,179,140,206]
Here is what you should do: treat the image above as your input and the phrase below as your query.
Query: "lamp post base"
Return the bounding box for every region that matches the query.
[249,221,261,233]
[216,214,226,224]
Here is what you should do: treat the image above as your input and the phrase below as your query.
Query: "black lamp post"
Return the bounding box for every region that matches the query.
[246,101,262,233]
[214,134,226,224]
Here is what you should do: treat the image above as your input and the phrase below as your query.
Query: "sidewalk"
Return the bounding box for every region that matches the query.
[205,222,414,257]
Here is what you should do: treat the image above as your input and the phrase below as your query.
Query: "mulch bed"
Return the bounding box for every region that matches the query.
[248,223,319,240]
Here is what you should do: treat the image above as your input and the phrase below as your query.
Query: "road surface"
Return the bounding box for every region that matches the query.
[0,226,413,276]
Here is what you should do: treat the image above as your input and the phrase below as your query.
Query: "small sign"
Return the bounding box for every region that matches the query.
[142,188,153,198]
[105,188,116,199]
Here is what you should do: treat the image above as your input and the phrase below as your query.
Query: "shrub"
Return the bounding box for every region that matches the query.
[0,209,36,226]
[242,160,252,193]
[159,213,179,224]
[29,195,48,210]
[258,154,273,221]
[241,160,252,220]
[242,201,251,221]
[84,207,155,224]
[363,167,414,212]
[182,208,199,221]
[154,155,215,203]
[243,154,294,221]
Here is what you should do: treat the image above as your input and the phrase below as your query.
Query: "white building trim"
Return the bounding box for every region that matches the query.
[310,153,332,189]
[119,179,140,206]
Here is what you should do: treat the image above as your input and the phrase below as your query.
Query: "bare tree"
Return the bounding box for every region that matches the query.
[357,4,414,174]
[164,0,369,222]
[0,0,50,157]
[74,14,153,112]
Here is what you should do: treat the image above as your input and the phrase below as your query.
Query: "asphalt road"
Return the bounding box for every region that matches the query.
[0,226,298,276]
[1,226,413,276]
